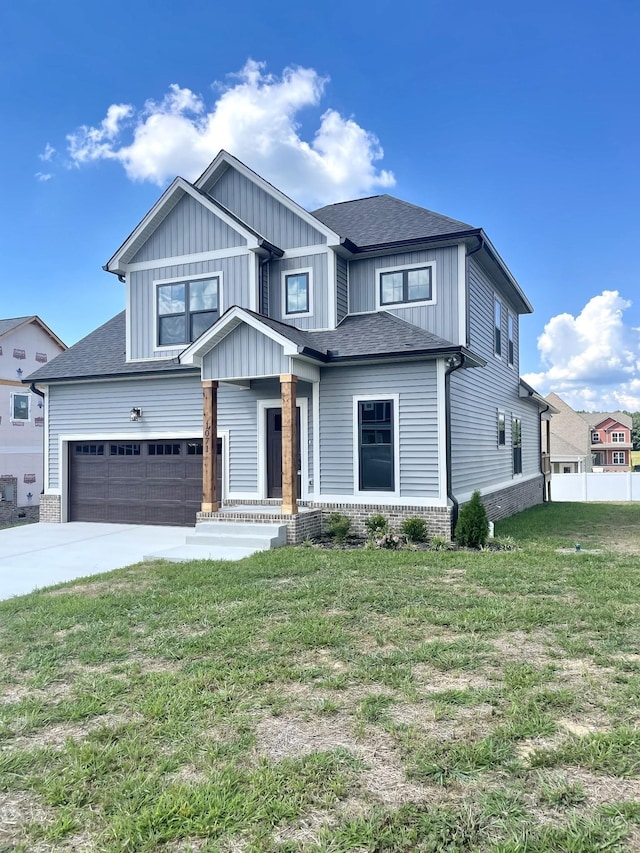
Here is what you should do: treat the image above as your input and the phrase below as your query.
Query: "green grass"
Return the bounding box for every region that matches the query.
[1,502,639,851]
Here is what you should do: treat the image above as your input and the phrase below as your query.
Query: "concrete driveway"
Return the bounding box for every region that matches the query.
[0,522,189,601]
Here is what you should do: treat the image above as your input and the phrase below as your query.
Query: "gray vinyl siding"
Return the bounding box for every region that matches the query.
[348,246,460,342]
[209,168,326,249]
[336,255,348,324]
[129,255,251,360]
[318,362,440,498]
[202,325,289,380]
[47,375,313,498]
[269,253,330,329]
[47,375,203,489]
[130,194,246,263]
[450,256,536,496]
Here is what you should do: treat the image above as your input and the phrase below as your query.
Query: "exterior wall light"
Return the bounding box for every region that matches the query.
[130,407,142,422]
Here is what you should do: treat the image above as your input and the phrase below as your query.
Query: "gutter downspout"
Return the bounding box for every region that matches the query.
[540,402,551,502]
[445,353,466,535]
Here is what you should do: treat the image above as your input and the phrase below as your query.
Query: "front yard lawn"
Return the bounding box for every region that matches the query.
[1,502,640,852]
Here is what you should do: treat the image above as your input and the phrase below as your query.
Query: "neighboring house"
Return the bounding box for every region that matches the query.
[27,150,550,540]
[0,316,66,522]
[546,392,632,473]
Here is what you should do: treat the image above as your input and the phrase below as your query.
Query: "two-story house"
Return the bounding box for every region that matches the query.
[546,392,632,474]
[27,151,549,540]
[0,316,66,524]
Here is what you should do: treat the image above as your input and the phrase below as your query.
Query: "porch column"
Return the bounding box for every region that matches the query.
[201,380,219,513]
[280,373,298,515]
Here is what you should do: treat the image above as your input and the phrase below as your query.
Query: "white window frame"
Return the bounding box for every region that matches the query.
[10,391,30,421]
[281,267,313,319]
[494,297,502,358]
[353,394,400,498]
[613,451,625,465]
[512,414,522,476]
[611,432,625,443]
[153,271,224,351]
[497,410,506,447]
[592,431,600,443]
[375,261,436,311]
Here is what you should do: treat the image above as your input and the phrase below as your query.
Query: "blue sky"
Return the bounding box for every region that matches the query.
[1,0,639,410]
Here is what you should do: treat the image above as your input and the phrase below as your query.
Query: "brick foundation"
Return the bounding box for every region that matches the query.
[313,502,453,540]
[463,475,545,523]
[39,493,62,523]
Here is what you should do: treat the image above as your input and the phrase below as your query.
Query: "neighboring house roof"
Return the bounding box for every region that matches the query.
[312,195,475,248]
[550,435,588,460]
[25,313,198,383]
[0,315,66,349]
[581,411,632,430]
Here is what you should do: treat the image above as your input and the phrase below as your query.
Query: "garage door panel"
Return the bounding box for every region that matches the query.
[69,438,207,526]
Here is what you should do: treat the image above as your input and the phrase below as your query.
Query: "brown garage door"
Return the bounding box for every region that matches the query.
[69,438,221,526]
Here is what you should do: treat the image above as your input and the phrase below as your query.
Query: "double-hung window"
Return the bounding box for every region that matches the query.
[613,451,625,465]
[378,263,434,308]
[611,432,625,443]
[512,416,522,474]
[11,392,30,421]
[157,277,219,346]
[356,398,397,492]
[592,431,600,443]
[283,270,311,316]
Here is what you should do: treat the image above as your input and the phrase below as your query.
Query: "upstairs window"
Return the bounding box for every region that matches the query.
[592,431,600,443]
[11,392,30,421]
[378,263,434,308]
[611,432,625,442]
[512,416,522,474]
[283,270,311,316]
[494,298,502,356]
[508,314,514,365]
[157,277,219,346]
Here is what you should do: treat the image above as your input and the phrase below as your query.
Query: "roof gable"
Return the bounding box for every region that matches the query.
[0,315,66,349]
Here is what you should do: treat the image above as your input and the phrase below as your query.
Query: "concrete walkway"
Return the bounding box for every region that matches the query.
[0,522,190,601]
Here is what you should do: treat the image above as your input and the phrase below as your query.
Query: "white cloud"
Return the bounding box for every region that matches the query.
[35,171,53,182]
[523,290,640,410]
[38,143,56,162]
[64,60,395,206]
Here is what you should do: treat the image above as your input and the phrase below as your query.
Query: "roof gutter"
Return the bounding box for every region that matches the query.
[445,353,466,534]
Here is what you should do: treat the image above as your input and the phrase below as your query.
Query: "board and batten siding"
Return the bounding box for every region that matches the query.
[202,325,289,381]
[348,246,460,342]
[336,255,348,323]
[129,255,251,360]
[209,168,326,249]
[268,253,330,329]
[318,362,440,498]
[129,194,247,264]
[450,255,537,497]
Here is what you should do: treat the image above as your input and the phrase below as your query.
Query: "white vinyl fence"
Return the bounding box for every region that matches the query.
[552,472,640,502]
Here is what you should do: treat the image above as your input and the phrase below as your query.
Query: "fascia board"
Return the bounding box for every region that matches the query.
[195,150,342,246]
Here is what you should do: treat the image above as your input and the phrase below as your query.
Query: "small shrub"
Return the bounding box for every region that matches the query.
[488,535,518,552]
[401,517,428,543]
[455,490,489,549]
[324,512,351,542]
[430,535,453,551]
[365,513,389,537]
[376,532,403,549]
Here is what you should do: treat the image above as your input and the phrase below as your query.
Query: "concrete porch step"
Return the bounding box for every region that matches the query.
[144,544,261,563]
[186,522,287,549]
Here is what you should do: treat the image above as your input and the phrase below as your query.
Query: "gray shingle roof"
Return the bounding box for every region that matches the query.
[0,317,33,337]
[312,195,475,248]
[27,308,477,383]
[26,312,197,383]
[581,411,633,429]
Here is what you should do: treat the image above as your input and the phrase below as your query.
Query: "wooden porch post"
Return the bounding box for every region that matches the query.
[201,380,219,513]
[280,373,298,515]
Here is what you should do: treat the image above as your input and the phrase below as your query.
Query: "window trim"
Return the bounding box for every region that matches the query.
[281,267,313,318]
[592,431,600,443]
[10,392,30,422]
[375,261,436,310]
[512,414,522,475]
[612,451,626,465]
[611,432,626,443]
[153,271,223,351]
[353,394,400,497]
[494,297,502,358]
[497,410,506,447]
